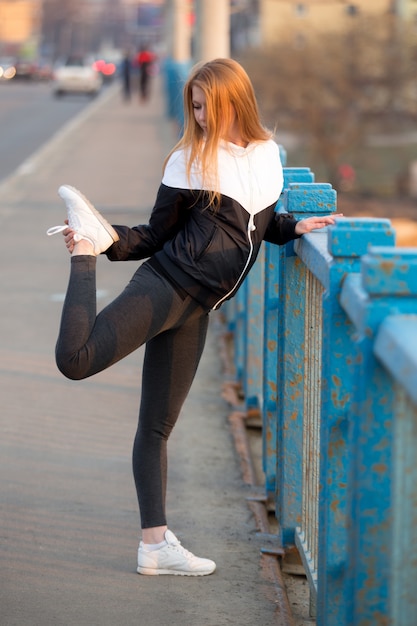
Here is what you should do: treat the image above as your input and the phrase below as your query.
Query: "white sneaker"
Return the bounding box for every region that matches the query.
[47,184,119,255]
[137,530,216,576]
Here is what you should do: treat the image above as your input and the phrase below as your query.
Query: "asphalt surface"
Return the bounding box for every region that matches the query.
[0,76,290,625]
[0,81,91,183]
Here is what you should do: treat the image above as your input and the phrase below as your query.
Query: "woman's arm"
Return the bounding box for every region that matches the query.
[263,211,343,245]
[294,214,343,235]
[105,184,191,261]
[263,211,301,245]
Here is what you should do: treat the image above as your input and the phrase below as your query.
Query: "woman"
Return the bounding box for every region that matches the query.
[48,58,340,576]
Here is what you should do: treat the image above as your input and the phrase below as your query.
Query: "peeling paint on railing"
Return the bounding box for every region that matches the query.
[224,163,417,626]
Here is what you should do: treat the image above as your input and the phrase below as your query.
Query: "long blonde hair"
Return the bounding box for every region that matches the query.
[164,58,272,208]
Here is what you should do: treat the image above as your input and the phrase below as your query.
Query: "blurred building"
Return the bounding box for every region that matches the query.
[402,0,417,18]
[0,0,41,54]
[259,0,414,47]
[0,0,160,59]
[122,0,166,49]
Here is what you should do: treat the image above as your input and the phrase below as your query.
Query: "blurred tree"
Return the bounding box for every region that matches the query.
[238,11,417,189]
[41,0,125,60]
[41,0,84,59]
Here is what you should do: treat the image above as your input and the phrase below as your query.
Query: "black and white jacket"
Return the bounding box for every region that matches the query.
[106,139,300,310]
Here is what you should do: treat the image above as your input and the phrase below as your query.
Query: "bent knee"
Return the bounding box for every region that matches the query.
[55,351,91,381]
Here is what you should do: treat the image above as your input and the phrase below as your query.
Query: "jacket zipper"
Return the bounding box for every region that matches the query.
[212,214,256,310]
[213,151,256,311]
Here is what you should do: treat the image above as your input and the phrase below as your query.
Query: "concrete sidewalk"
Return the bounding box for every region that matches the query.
[0,77,291,625]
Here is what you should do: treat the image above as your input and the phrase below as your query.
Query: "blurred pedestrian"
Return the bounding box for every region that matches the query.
[121,51,132,102]
[135,46,155,102]
[338,163,356,192]
[47,58,341,577]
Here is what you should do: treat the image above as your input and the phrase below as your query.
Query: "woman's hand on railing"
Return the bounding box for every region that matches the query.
[294,214,344,235]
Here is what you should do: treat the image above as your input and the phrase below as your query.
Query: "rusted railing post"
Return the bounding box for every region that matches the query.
[263,167,315,495]
[340,247,417,626]
[275,182,336,546]
[374,313,417,626]
[312,220,395,624]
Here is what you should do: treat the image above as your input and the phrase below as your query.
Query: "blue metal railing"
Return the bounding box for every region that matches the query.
[163,57,192,133]
[162,68,417,622]
[224,169,417,625]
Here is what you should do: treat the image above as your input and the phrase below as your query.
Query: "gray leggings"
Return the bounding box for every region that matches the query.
[55,256,209,529]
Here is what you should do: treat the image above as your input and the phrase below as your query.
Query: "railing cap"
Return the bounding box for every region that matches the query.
[278,144,287,166]
[362,246,417,295]
[288,183,332,190]
[283,168,315,186]
[374,314,417,405]
[283,167,314,184]
[284,182,337,215]
[283,167,312,173]
[328,218,395,258]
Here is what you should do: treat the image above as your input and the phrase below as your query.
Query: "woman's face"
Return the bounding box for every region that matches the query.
[191,85,207,136]
[191,83,243,145]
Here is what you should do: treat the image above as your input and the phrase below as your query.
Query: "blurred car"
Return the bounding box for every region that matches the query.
[14,58,38,80]
[52,56,102,97]
[35,58,53,81]
[0,58,16,80]
[12,57,53,81]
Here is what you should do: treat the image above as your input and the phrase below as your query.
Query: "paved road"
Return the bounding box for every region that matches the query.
[0,81,100,182]
[0,77,292,626]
